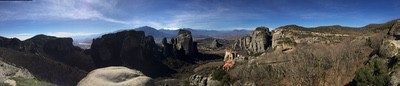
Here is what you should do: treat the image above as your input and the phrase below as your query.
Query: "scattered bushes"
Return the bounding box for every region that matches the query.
[211,68,230,84]
[353,59,390,86]
[10,77,54,86]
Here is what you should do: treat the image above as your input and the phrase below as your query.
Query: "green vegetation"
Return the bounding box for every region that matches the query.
[277,37,294,44]
[211,68,230,84]
[10,77,54,86]
[353,59,390,86]
[0,82,10,86]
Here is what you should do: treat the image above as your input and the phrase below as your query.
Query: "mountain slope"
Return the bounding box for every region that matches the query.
[0,47,87,86]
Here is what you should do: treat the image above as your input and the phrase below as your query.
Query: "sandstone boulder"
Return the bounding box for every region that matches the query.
[77,66,154,86]
[379,39,399,58]
[391,69,400,86]
[0,60,34,83]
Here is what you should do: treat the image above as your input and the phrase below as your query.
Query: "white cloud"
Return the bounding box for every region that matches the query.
[46,32,98,37]
[0,0,129,25]
[162,27,180,30]
[6,32,98,41]
[8,33,35,40]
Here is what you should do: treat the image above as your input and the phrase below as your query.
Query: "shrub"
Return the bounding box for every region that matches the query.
[10,77,54,86]
[353,59,390,86]
[211,68,230,84]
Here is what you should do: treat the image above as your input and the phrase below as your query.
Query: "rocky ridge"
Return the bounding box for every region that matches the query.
[162,29,199,58]
[271,25,350,51]
[233,27,272,54]
[90,30,175,78]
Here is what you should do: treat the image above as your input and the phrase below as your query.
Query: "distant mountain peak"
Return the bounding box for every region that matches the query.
[136,26,156,30]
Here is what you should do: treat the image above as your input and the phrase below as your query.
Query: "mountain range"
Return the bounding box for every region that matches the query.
[73,26,251,49]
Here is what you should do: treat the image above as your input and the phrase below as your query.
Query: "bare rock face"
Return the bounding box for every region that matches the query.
[161,29,198,58]
[271,25,349,51]
[0,60,34,84]
[176,29,196,56]
[388,20,400,37]
[90,30,175,77]
[379,39,399,58]
[209,39,222,49]
[189,74,221,86]
[391,70,400,86]
[78,66,154,86]
[271,29,296,51]
[0,37,23,50]
[22,34,82,55]
[233,27,271,54]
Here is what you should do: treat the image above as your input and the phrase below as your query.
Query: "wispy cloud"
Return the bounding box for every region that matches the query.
[7,32,98,40]
[0,0,128,24]
[46,32,98,37]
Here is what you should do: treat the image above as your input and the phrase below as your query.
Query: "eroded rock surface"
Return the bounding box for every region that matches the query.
[90,30,175,77]
[78,66,154,86]
[162,29,198,58]
[233,27,272,54]
[271,25,349,51]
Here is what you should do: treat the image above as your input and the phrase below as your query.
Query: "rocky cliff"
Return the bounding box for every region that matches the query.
[0,35,95,71]
[271,25,350,51]
[90,30,175,77]
[233,27,272,54]
[162,29,198,58]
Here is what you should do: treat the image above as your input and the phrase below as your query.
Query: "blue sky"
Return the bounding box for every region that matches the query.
[0,0,399,40]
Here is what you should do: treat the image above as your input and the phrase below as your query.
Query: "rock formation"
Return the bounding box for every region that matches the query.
[176,29,196,56]
[209,39,222,49]
[0,35,95,71]
[161,29,198,58]
[271,25,350,51]
[0,60,34,85]
[380,20,400,58]
[388,20,400,37]
[78,66,154,86]
[189,74,221,86]
[0,37,23,50]
[233,27,271,54]
[379,39,399,58]
[90,30,175,77]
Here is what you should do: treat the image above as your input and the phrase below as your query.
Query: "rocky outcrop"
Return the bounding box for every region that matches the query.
[0,60,34,85]
[0,35,95,71]
[271,25,349,51]
[162,29,198,58]
[380,20,400,58]
[90,30,175,77]
[209,39,222,49]
[78,66,154,86]
[189,74,221,86]
[233,27,271,54]
[388,20,400,37]
[379,39,399,58]
[0,37,23,50]
[176,29,197,56]
[391,70,400,86]
[20,34,82,55]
